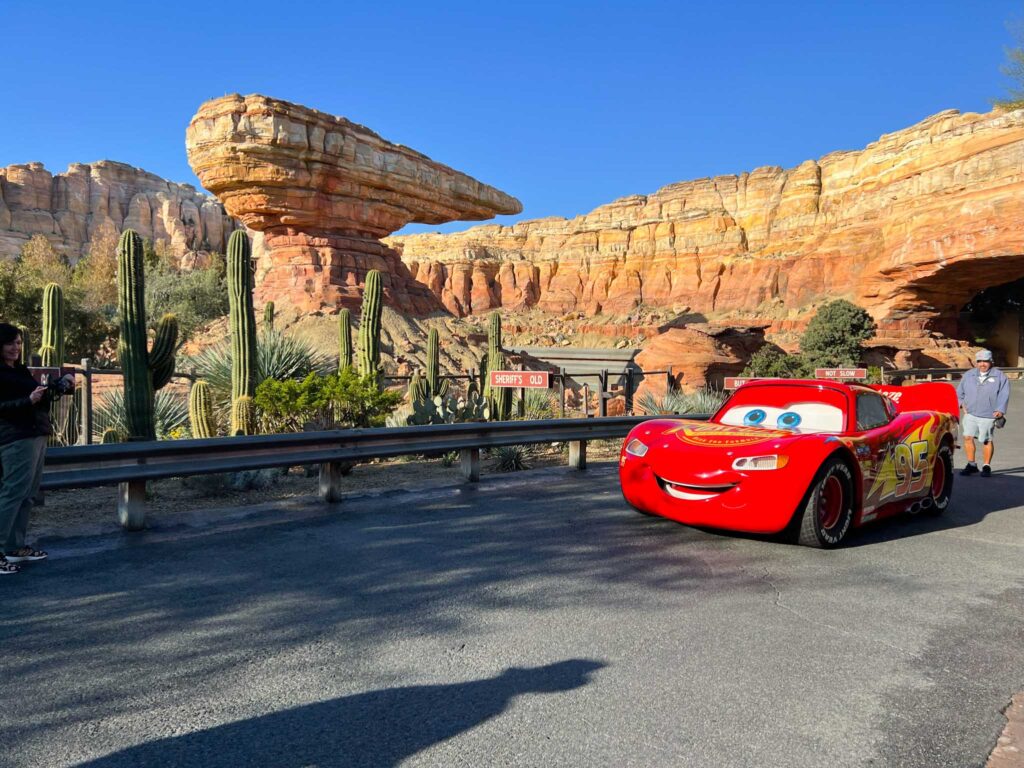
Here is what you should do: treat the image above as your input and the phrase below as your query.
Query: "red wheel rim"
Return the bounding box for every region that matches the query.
[818,475,843,529]
[931,455,945,499]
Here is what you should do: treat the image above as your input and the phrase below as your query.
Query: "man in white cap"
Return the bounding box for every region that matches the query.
[956,349,1010,477]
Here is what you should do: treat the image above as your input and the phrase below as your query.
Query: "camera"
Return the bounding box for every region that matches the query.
[46,375,75,397]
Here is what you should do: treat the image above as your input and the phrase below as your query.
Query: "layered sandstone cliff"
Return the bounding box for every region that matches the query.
[0,160,235,262]
[186,93,521,313]
[387,108,1024,339]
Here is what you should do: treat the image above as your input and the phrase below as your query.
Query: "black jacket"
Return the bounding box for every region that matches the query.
[0,362,54,446]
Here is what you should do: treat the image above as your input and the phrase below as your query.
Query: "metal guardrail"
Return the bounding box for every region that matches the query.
[42,414,711,530]
[885,367,1024,383]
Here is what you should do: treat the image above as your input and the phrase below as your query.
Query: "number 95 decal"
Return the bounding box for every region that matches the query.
[894,440,929,496]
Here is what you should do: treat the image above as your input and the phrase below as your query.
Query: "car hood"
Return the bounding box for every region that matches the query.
[629,418,811,483]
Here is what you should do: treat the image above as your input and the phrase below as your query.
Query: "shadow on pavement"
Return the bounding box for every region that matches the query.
[75,660,604,768]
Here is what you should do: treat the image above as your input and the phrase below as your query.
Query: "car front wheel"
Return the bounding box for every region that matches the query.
[925,443,954,516]
[797,456,855,548]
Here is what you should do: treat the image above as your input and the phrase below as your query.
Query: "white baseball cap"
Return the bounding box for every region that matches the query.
[975,349,993,362]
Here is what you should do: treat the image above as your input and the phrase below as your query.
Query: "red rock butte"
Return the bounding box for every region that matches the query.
[186,93,522,313]
[387,108,1024,361]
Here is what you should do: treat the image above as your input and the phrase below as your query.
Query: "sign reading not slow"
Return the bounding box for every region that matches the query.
[815,368,868,380]
[489,371,551,389]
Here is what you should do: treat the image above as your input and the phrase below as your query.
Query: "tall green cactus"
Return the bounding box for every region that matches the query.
[227,230,258,435]
[263,301,275,329]
[485,312,512,420]
[117,229,155,441]
[339,308,352,372]
[425,327,449,399]
[17,325,31,366]
[40,282,64,367]
[189,379,217,438]
[116,230,179,441]
[358,270,383,387]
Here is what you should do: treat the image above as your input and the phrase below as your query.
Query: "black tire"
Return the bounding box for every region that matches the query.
[796,456,855,548]
[925,443,954,516]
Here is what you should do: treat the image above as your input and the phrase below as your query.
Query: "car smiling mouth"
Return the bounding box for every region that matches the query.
[656,476,738,501]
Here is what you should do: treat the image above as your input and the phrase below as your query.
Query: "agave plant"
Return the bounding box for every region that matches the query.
[492,444,533,472]
[514,388,557,421]
[187,329,334,409]
[92,388,190,441]
[637,387,726,416]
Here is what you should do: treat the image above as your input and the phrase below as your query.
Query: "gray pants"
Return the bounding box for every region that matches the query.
[0,437,47,553]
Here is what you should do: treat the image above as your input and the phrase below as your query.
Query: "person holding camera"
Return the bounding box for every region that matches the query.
[957,349,1010,478]
[0,322,74,575]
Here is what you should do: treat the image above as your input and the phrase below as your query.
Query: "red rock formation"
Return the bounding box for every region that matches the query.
[186,94,522,314]
[387,108,1024,342]
[0,161,234,263]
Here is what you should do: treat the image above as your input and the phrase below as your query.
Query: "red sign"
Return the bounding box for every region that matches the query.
[723,377,757,390]
[488,371,551,389]
[815,368,867,380]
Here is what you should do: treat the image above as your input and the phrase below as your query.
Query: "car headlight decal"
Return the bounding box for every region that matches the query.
[625,438,649,457]
[731,454,789,470]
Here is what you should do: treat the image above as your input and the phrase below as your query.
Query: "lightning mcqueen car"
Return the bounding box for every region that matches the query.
[619,379,960,548]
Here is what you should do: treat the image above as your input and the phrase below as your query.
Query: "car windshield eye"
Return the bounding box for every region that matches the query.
[743,409,767,426]
[778,411,803,430]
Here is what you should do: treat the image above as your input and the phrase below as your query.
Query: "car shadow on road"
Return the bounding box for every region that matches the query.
[73,659,604,768]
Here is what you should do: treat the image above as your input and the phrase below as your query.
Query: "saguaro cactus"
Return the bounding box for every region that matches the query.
[40,282,64,366]
[17,325,31,366]
[116,230,179,441]
[227,230,258,435]
[263,301,275,329]
[485,312,512,420]
[101,428,121,444]
[358,270,383,387]
[425,327,449,399]
[339,308,353,372]
[189,380,217,438]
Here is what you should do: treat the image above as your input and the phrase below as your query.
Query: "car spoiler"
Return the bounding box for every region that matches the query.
[868,383,959,420]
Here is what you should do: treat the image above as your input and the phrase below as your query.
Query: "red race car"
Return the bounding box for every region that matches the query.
[619,379,960,548]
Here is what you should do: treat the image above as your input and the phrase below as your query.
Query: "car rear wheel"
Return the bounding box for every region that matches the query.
[797,456,855,548]
[925,443,953,516]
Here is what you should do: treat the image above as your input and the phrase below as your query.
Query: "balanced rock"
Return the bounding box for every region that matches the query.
[0,160,234,262]
[186,94,522,314]
[388,108,1024,342]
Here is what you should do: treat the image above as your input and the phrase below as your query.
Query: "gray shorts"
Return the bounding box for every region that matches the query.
[962,413,996,443]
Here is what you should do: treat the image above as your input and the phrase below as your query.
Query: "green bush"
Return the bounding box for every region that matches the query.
[637,387,728,416]
[189,329,334,411]
[144,252,228,341]
[799,300,877,368]
[254,368,403,434]
[742,346,812,379]
[514,389,556,420]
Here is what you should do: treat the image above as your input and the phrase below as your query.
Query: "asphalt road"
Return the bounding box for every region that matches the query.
[2,383,1023,768]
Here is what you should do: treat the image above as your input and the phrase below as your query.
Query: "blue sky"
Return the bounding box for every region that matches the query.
[2,0,1022,234]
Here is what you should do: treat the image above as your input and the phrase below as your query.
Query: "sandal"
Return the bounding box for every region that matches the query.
[5,547,47,563]
[0,558,20,575]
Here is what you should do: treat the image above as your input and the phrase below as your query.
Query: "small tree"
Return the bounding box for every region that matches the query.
[799,300,877,368]
[742,346,812,378]
[995,16,1024,110]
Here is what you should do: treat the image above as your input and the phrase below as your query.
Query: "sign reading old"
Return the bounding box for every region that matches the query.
[488,371,551,389]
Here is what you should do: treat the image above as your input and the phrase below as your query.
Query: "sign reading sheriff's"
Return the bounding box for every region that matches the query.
[815,368,868,380]
[488,371,551,389]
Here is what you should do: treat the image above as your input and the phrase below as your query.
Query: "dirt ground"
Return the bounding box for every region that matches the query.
[34,441,624,540]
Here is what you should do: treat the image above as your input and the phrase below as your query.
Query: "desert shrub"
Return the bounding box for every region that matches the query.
[742,346,812,379]
[799,300,877,368]
[493,444,533,472]
[144,251,228,341]
[514,388,556,420]
[189,329,334,410]
[92,388,190,441]
[254,368,403,434]
[637,387,726,416]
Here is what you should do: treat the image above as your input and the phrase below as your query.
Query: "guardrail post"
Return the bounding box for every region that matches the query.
[319,462,345,503]
[79,358,93,445]
[559,367,566,419]
[568,440,587,470]
[118,480,146,530]
[460,448,480,482]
